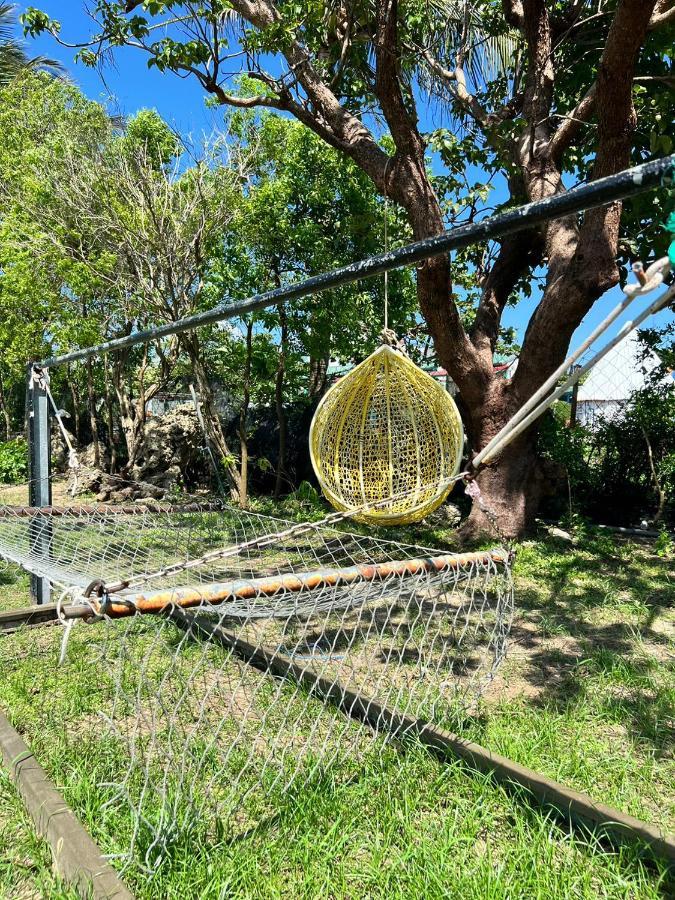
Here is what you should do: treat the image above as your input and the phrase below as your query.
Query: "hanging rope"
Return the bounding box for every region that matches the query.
[383,156,392,334]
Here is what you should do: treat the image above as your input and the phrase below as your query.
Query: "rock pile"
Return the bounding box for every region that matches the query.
[66,404,206,502]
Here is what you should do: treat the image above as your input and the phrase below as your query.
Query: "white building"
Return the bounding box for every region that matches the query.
[576,332,672,426]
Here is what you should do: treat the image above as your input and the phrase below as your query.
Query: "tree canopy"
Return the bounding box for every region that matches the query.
[0,69,421,499]
[20,0,675,534]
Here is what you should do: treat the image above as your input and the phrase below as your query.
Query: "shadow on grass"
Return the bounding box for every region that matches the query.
[510,533,673,749]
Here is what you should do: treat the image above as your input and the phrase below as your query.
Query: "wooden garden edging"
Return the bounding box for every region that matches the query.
[0,603,61,633]
[0,711,135,900]
[171,608,675,866]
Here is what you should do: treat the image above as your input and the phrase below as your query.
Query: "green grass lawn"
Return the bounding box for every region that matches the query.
[0,519,673,899]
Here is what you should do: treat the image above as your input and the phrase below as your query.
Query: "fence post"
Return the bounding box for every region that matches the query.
[26,364,51,605]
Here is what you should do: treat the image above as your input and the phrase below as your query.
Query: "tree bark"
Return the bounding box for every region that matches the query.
[180,331,242,499]
[0,371,12,439]
[111,343,169,474]
[67,365,81,445]
[112,358,145,473]
[103,359,117,474]
[238,320,253,508]
[308,354,329,400]
[274,299,289,499]
[85,357,100,469]
[641,425,666,524]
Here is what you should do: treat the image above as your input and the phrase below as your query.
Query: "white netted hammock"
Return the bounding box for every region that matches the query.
[0,255,670,872]
[0,492,513,869]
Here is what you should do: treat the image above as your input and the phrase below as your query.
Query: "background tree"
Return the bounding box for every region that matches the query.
[0,72,110,441]
[214,112,417,496]
[0,73,249,490]
[23,0,674,534]
[0,2,59,85]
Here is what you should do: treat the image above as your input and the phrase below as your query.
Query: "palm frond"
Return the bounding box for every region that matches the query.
[413,0,520,113]
[0,3,64,85]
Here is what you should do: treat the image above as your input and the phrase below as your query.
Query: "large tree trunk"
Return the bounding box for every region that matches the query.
[457,0,656,539]
[457,377,546,539]
[465,436,546,539]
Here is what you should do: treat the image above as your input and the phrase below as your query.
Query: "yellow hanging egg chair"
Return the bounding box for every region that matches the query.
[309,345,464,526]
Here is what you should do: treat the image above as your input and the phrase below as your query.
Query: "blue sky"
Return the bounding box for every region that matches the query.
[16,3,674,355]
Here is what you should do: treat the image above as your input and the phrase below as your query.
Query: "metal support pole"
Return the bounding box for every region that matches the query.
[26,365,52,604]
[38,154,675,371]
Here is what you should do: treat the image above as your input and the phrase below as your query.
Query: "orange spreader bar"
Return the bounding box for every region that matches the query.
[86,548,510,619]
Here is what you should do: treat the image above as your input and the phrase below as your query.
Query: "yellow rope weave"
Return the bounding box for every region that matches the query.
[310,346,464,525]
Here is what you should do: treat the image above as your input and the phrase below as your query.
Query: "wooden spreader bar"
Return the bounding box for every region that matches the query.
[84,548,509,619]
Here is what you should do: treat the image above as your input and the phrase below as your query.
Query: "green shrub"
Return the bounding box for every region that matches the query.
[0,438,28,484]
[539,384,675,526]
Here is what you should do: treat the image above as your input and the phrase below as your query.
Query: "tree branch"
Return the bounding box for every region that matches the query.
[513,0,659,397]
[416,44,491,127]
[549,83,597,163]
[521,0,555,134]
[549,0,673,162]
[649,1,675,29]
[226,0,391,191]
[502,0,524,29]
[471,229,544,358]
[374,0,423,156]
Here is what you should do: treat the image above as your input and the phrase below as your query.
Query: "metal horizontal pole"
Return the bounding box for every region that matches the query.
[0,501,222,519]
[40,155,674,369]
[0,602,62,633]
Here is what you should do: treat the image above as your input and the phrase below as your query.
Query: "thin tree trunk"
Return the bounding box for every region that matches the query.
[308,354,329,400]
[68,365,81,444]
[274,300,288,500]
[642,425,666,523]
[103,359,117,474]
[111,352,147,473]
[181,332,241,499]
[0,371,12,439]
[85,357,100,468]
[238,320,253,508]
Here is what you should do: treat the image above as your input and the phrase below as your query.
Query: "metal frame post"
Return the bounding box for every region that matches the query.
[26,364,52,604]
